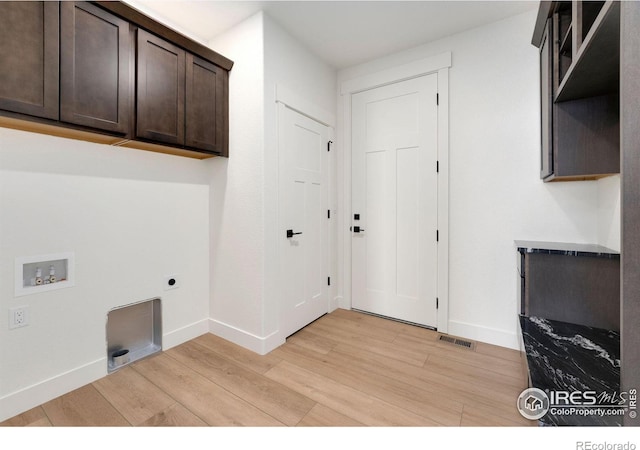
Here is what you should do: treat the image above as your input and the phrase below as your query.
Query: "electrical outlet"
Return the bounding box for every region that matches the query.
[9,306,29,329]
[164,274,180,290]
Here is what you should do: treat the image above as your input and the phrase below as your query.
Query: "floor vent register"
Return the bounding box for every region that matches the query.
[438,334,476,351]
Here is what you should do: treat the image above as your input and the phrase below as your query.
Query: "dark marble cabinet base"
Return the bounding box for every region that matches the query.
[520,315,622,426]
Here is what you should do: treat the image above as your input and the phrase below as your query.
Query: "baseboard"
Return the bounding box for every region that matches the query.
[447,320,519,350]
[0,357,106,422]
[337,295,350,310]
[208,318,285,355]
[0,319,210,423]
[163,319,209,350]
[331,295,343,312]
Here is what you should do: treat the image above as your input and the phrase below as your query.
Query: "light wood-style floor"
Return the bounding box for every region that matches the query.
[1,309,534,427]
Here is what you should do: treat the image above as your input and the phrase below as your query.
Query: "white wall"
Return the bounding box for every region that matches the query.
[206,12,266,351]
[337,10,603,349]
[597,175,621,251]
[207,12,335,353]
[0,128,210,421]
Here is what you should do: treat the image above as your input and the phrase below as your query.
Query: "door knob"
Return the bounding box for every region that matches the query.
[353,226,365,233]
[286,229,303,238]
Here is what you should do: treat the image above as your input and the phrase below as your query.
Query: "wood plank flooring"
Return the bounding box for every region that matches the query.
[0,309,534,427]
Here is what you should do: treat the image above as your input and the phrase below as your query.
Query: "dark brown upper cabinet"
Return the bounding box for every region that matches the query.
[0,2,59,120]
[0,1,232,158]
[60,2,132,135]
[137,30,227,155]
[533,0,619,182]
[186,54,228,155]
[136,29,185,147]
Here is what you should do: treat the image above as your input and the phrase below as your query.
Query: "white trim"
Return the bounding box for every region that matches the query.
[208,319,284,356]
[340,52,450,333]
[339,93,353,311]
[330,295,342,313]
[436,67,450,334]
[447,320,519,350]
[162,319,209,350]
[340,52,452,95]
[0,357,105,422]
[275,84,336,127]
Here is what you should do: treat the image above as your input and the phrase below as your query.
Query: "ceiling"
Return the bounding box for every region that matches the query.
[128,1,538,69]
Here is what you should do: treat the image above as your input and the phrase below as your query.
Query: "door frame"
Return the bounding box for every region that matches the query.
[340,52,451,333]
[275,84,336,344]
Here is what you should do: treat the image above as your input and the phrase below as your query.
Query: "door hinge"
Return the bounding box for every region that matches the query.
[437,297,439,309]
[328,210,331,219]
[328,277,331,286]
[436,160,439,173]
[436,230,439,242]
[327,140,333,152]
[436,93,439,105]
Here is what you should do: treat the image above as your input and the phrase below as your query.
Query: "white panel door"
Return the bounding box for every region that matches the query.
[351,74,438,328]
[279,104,329,338]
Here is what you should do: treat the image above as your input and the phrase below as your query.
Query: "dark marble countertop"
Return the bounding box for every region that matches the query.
[519,315,622,426]
[515,240,619,259]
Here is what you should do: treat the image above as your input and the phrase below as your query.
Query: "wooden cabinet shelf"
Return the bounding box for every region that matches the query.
[0,1,232,159]
[135,29,228,156]
[534,0,620,182]
[516,241,620,332]
[580,1,606,42]
[537,0,640,427]
[556,0,619,102]
[559,24,572,57]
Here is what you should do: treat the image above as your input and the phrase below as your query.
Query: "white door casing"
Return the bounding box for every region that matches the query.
[340,51,451,332]
[278,102,330,338]
[351,74,438,328]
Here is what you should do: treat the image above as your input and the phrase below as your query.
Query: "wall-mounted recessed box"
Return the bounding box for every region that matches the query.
[164,274,179,290]
[106,297,162,373]
[15,252,75,297]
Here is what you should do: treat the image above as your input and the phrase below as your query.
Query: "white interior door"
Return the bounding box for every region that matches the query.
[279,104,329,338]
[351,74,438,328]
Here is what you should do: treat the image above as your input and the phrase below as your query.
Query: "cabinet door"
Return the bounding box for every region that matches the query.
[185,54,227,154]
[540,19,554,179]
[136,29,185,146]
[0,2,59,120]
[60,2,132,134]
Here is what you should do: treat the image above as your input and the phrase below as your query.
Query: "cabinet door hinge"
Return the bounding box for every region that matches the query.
[327,140,333,152]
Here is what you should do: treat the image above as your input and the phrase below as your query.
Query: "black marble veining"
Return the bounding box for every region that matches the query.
[519,315,622,426]
[515,240,620,259]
